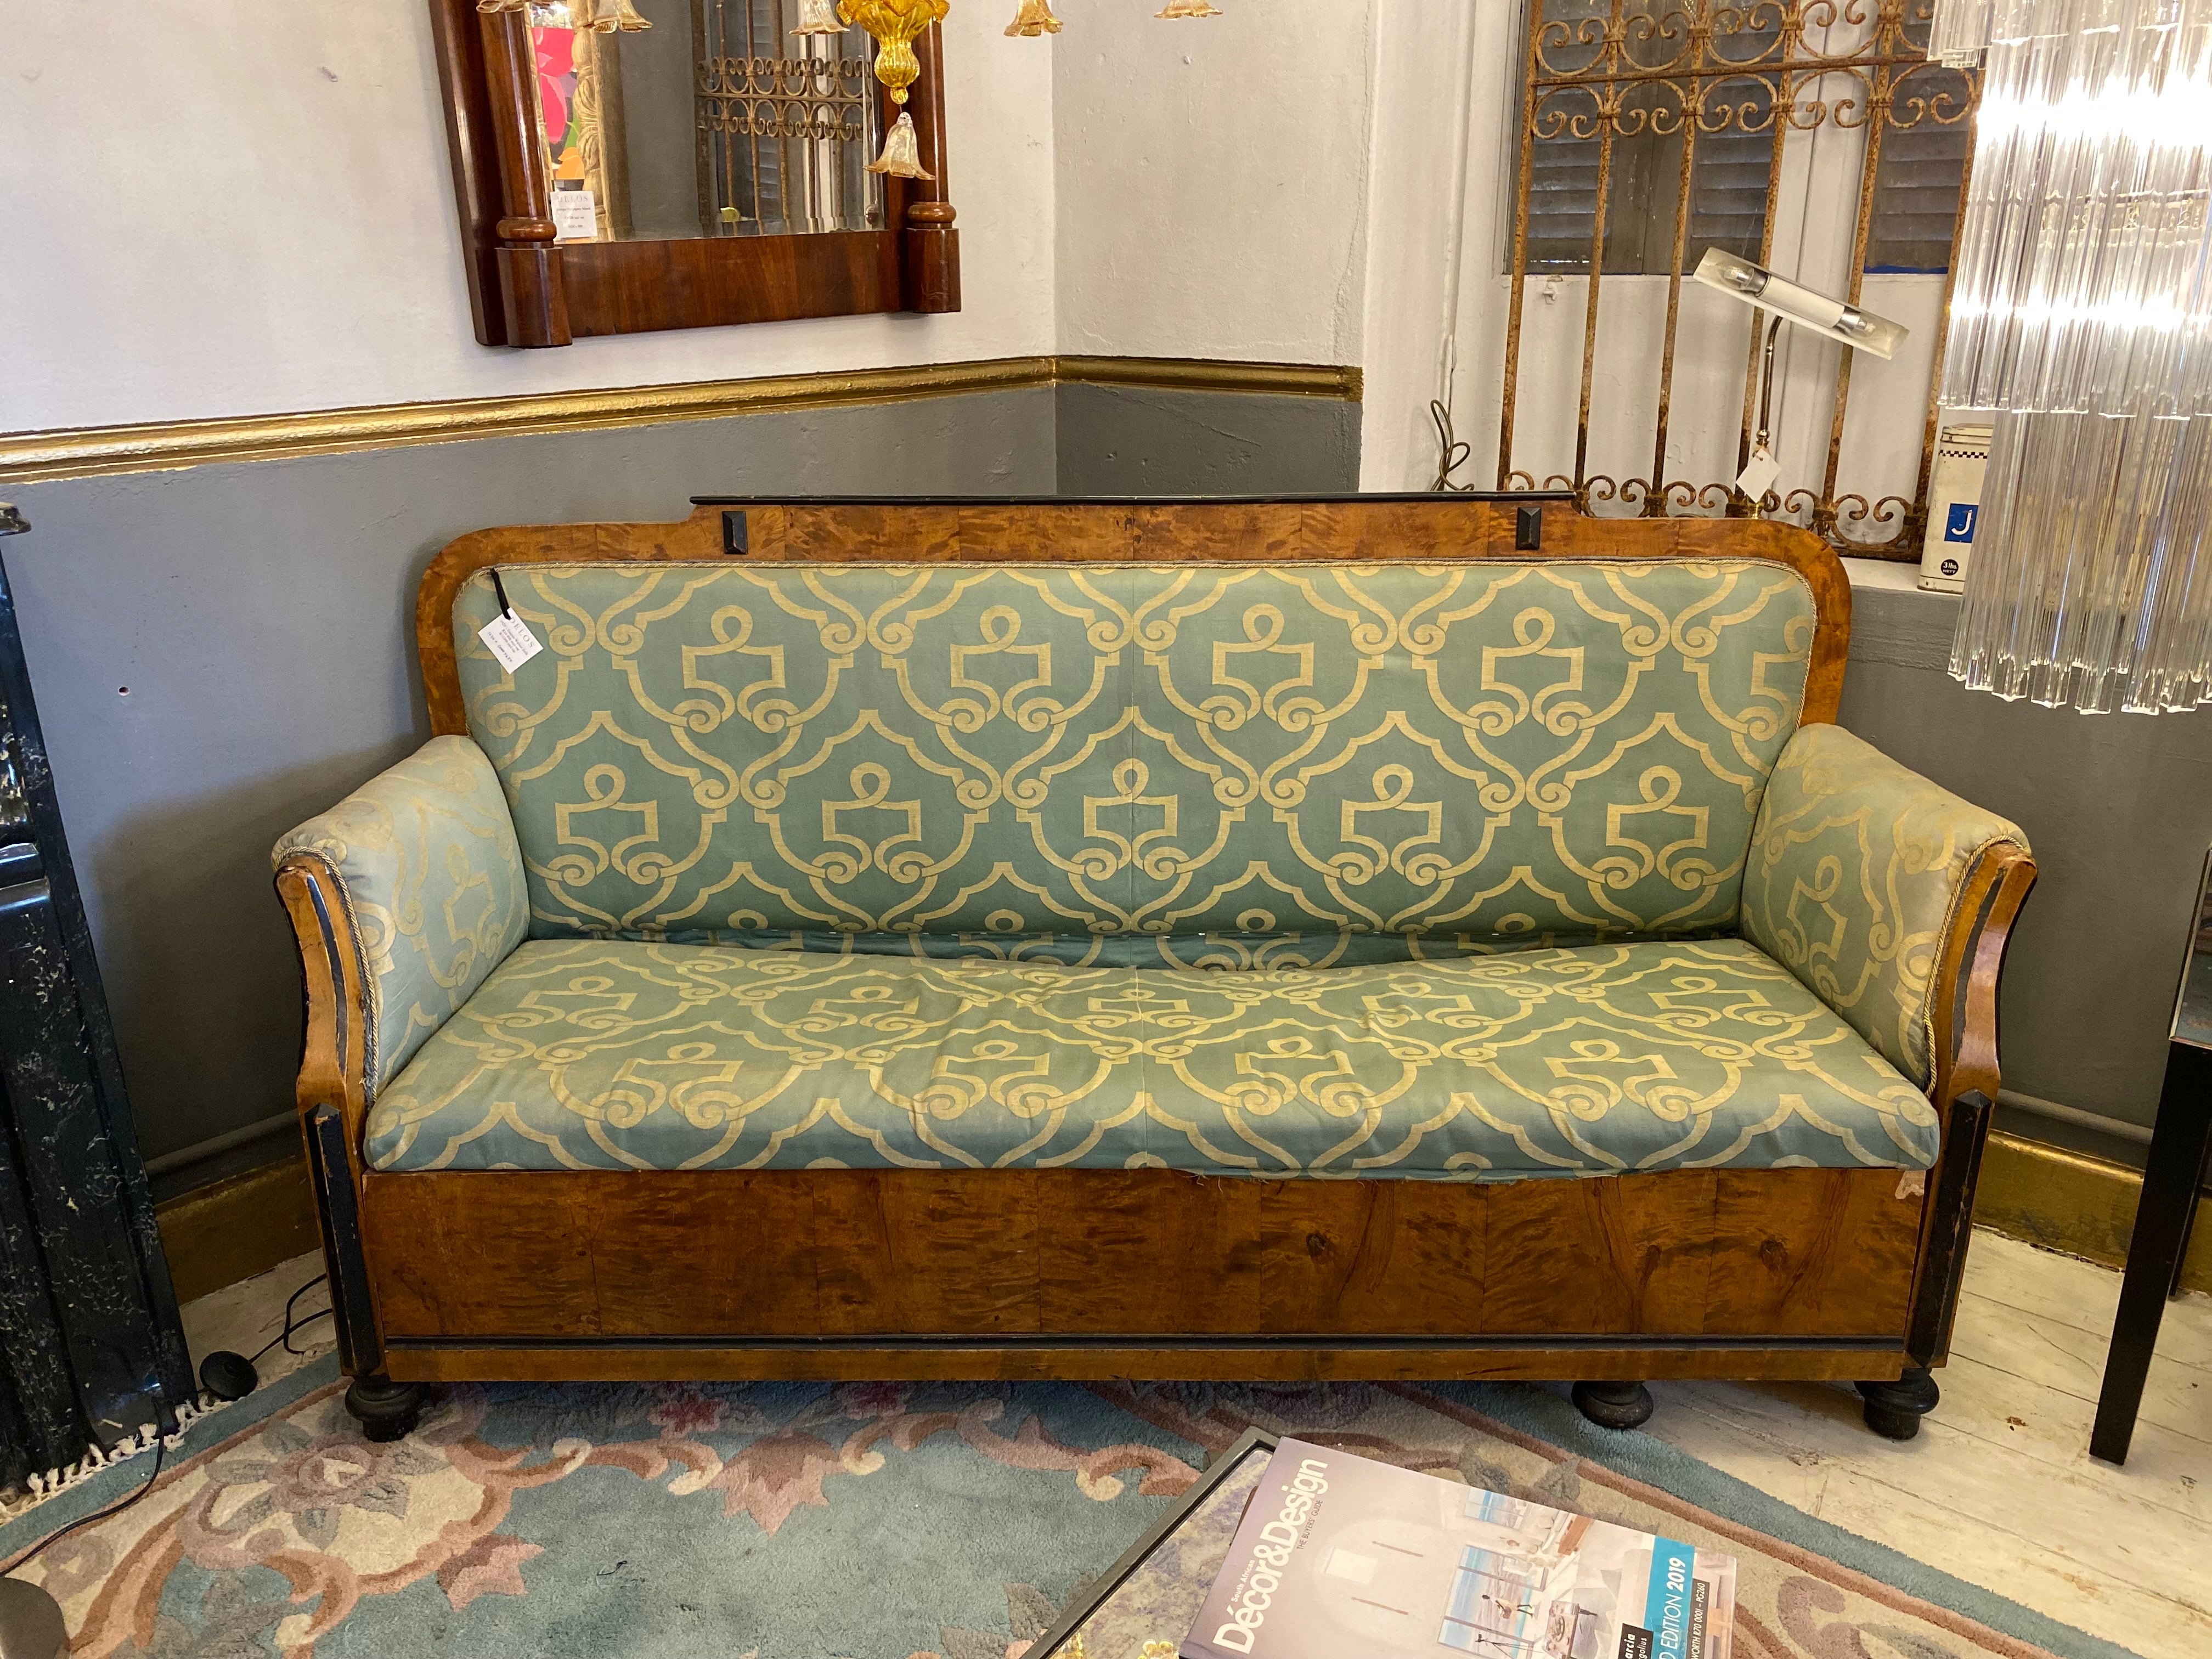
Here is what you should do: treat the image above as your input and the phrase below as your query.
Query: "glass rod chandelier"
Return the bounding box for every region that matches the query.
[1938,0,2212,714]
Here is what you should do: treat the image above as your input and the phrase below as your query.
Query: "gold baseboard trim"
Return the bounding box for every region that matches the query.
[0,356,1362,486]
[155,1155,319,1304]
[1055,356,1363,401]
[1973,1129,2212,1294]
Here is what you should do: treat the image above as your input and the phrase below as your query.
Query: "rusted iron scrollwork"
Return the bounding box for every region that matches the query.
[1498,0,1978,559]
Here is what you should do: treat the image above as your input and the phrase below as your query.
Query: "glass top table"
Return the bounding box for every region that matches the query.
[1029,1429,1278,1659]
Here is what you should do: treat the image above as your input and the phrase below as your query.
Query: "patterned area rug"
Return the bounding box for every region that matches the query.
[0,1359,2140,1659]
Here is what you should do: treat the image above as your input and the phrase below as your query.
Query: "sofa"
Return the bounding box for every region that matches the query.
[274,497,2035,1444]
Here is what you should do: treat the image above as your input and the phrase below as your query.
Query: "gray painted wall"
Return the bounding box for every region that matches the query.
[14,379,2199,1200]
[1056,385,1363,495]
[8,388,1054,1197]
[1839,581,2212,1139]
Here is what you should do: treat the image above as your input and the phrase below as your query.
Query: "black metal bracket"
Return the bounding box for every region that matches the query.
[721,510,749,556]
[1515,505,1544,551]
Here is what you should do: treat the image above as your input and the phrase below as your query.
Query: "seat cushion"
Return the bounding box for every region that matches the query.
[366,938,1939,1178]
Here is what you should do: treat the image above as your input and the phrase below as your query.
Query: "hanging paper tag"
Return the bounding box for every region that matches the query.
[479,612,543,674]
[552,189,598,242]
[1736,444,1781,503]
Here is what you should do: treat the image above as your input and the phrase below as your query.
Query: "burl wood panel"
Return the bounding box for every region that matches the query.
[362,1166,1921,1345]
[1482,1174,1718,1335]
[1707,1169,1922,1335]
[418,501,1853,736]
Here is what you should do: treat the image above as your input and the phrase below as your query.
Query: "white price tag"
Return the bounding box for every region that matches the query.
[479,611,543,674]
[551,189,598,242]
[1736,444,1781,504]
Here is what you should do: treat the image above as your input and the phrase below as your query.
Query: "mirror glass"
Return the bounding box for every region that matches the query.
[528,0,887,245]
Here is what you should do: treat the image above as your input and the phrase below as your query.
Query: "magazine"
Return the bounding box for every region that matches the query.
[1180,1438,1736,1659]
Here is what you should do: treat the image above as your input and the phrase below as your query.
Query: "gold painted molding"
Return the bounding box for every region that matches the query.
[1973,1129,2212,1294]
[0,356,1363,486]
[1055,356,1363,400]
[154,1155,318,1304]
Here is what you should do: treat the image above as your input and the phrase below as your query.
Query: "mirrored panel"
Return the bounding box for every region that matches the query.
[529,0,886,245]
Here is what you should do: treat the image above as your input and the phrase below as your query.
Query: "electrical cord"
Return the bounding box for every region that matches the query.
[250,1274,330,1363]
[1431,399,1476,492]
[4,1270,332,1577]
[4,1434,163,1576]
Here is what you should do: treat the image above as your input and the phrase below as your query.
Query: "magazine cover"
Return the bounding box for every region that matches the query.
[1180,1438,1736,1659]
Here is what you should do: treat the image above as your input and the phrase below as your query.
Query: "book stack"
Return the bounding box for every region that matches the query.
[1178,1440,1736,1659]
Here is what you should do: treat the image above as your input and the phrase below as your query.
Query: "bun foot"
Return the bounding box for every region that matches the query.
[1572,1380,1655,1430]
[343,1374,425,1443]
[1857,1367,1940,1441]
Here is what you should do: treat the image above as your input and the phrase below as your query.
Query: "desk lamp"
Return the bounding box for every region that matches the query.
[1692,248,1908,514]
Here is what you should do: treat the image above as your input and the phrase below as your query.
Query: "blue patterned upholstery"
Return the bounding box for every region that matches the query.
[273,736,529,1091]
[365,936,1938,1176]
[273,554,2024,1180]
[1741,723,2028,1090]
[453,561,1816,958]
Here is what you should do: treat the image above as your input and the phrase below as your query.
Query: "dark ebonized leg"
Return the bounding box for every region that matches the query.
[2093,1040,2212,1465]
[1571,1381,1654,1430]
[1857,1367,1940,1441]
[343,1375,424,1443]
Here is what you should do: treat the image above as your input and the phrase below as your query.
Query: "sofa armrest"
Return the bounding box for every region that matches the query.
[1741,723,2034,1100]
[273,735,527,1104]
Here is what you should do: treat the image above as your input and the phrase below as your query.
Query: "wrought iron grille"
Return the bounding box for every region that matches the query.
[693,0,884,236]
[1498,1,1979,557]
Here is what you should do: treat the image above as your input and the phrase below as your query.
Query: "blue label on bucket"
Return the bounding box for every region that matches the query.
[1945,502,1979,542]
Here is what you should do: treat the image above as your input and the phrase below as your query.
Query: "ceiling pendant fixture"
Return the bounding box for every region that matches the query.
[475,0,651,31]
[839,0,950,179]
[1939,0,2212,715]
[584,0,651,28]
[1155,1,1224,16]
[791,0,846,33]
[1006,1,1063,36]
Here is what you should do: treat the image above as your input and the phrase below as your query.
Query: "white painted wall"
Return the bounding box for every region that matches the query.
[3,0,1946,515]
[2,2,1382,437]
[1052,2,1375,365]
[1359,0,1492,491]
[0,0,1059,432]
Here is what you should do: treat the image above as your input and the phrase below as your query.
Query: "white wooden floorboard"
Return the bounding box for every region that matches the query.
[1956,1232,2212,1372]
[178,1248,334,1392]
[1643,1231,2212,1659]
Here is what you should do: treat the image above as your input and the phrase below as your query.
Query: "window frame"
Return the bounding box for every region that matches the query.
[1496,0,1981,559]
[1509,2,1971,280]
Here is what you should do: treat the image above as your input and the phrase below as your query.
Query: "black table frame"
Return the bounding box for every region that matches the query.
[2090,849,2212,1466]
[1030,1427,1278,1657]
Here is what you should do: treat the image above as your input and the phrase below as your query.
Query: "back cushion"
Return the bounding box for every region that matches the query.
[454,560,1815,959]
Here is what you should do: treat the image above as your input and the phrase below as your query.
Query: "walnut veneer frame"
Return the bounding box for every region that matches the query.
[284,496,2030,1406]
[429,2,959,347]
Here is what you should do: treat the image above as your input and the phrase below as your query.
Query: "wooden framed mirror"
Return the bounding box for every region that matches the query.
[429,0,960,347]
